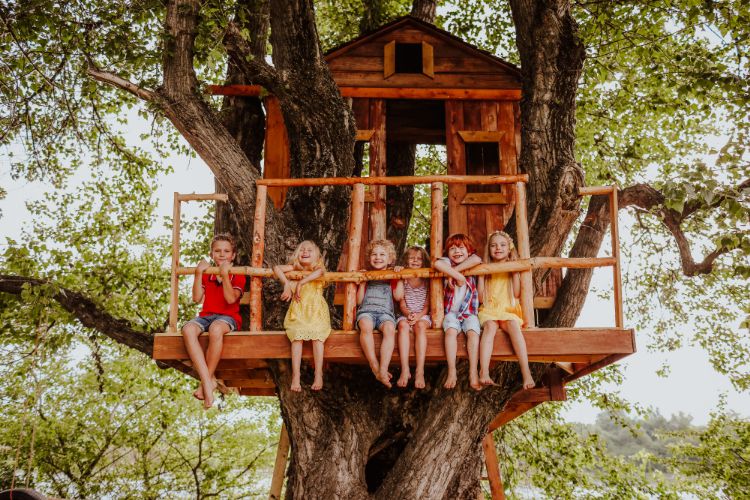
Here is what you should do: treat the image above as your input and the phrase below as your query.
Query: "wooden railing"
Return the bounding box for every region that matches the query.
[166,177,623,333]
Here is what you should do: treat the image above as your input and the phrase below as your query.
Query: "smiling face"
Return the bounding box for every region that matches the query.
[296,241,319,268]
[447,243,469,265]
[369,245,390,270]
[488,233,511,262]
[210,240,236,266]
[405,249,424,269]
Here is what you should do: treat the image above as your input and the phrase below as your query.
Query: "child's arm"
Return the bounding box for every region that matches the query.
[192,259,209,303]
[393,280,404,302]
[433,258,467,287]
[511,271,521,298]
[453,253,482,272]
[219,262,242,304]
[356,282,366,305]
[398,298,411,316]
[294,267,324,301]
[273,264,295,301]
[478,276,485,304]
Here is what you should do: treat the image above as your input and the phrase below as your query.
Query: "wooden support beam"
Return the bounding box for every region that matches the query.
[564,353,632,383]
[488,401,542,430]
[256,174,529,187]
[514,182,535,327]
[168,193,181,333]
[269,424,290,500]
[207,85,523,101]
[343,183,365,330]
[250,185,267,331]
[482,434,505,500]
[175,193,229,202]
[610,186,624,328]
[430,182,445,329]
[153,328,636,362]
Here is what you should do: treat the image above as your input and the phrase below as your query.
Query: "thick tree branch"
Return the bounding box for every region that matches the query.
[0,274,154,355]
[547,180,748,326]
[223,21,282,94]
[86,65,156,102]
[410,0,437,22]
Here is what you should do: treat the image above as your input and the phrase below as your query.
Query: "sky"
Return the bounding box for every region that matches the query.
[1,116,747,426]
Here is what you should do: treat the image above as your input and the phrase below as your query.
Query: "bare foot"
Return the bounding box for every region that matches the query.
[414,371,425,389]
[311,374,323,391]
[522,376,535,390]
[479,372,495,386]
[378,370,393,388]
[469,371,481,391]
[203,390,214,409]
[443,371,457,389]
[193,385,204,401]
[396,370,411,388]
[291,374,302,392]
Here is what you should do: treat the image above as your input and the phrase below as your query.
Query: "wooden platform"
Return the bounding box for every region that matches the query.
[155,328,635,399]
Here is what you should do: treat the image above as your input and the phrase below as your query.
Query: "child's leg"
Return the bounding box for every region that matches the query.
[290,340,303,392]
[203,321,231,408]
[467,328,481,390]
[444,327,459,389]
[358,317,380,377]
[479,321,498,385]
[413,320,428,389]
[378,321,396,388]
[311,340,325,391]
[501,319,534,389]
[396,320,411,387]
[182,323,210,401]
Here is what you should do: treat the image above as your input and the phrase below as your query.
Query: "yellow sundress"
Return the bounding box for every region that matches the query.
[478,272,524,327]
[284,280,332,342]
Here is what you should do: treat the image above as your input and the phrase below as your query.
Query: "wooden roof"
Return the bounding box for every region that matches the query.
[324,16,521,90]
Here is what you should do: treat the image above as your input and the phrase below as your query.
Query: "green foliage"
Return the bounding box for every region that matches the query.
[0,338,279,498]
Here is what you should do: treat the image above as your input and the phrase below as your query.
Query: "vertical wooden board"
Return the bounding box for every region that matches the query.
[264,97,290,209]
[351,98,371,130]
[462,100,482,131]
[513,101,522,165]
[468,205,486,252]
[384,40,396,78]
[481,101,499,132]
[369,99,387,240]
[497,102,518,175]
[445,100,467,236]
[422,41,434,78]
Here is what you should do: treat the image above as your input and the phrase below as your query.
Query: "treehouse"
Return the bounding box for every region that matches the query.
[152,16,636,498]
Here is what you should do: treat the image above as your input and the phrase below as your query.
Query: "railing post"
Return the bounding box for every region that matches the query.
[268,423,290,500]
[482,433,506,500]
[610,186,624,328]
[514,182,535,327]
[250,185,268,331]
[343,183,366,331]
[430,182,445,329]
[168,193,182,333]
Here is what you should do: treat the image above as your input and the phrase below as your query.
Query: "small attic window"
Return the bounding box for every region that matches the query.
[395,43,423,73]
[384,41,434,79]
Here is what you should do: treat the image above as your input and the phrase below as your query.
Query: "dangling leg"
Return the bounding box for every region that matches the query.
[358,317,380,379]
[202,321,230,408]
[444,327,459,389]
[378,321,396,388]
[479,321,498,385]
[183,323,210,401]
[290,340,303,392]
[413,320,428,389]
[467,328,481,390]
[396,320,411,387]
[502,319,534,389]
[311,340,325,390]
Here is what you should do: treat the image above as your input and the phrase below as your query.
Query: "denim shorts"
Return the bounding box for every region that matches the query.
[185,314,238,333]
[357,311,396,330]
[442,312,480,334]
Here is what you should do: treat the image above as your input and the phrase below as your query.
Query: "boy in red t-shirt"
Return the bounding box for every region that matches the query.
[182,233,246,408]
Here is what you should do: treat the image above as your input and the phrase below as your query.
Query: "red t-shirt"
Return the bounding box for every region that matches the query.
[200,273,246,328]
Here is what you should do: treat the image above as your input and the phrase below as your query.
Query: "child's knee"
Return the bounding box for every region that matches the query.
[208,322,229,337]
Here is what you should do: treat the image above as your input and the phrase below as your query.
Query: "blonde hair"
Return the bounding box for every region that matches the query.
[365,239,396,269]
[290,240,325,272]
[401,245,429,267]
[485,230,518,262]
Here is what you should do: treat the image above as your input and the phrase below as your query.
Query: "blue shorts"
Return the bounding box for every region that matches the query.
[443,312,480,335]
[184,314,238,333]
[357,311,396,330]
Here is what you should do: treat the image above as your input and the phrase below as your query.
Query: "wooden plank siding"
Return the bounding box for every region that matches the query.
[263,96,290,209]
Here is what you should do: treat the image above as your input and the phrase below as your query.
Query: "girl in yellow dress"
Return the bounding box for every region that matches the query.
[273,240,331,392]
[477,231,534,390]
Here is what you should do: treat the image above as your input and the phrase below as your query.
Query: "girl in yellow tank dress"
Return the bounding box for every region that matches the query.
[477,231,534,390]
[273,240,331,392]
